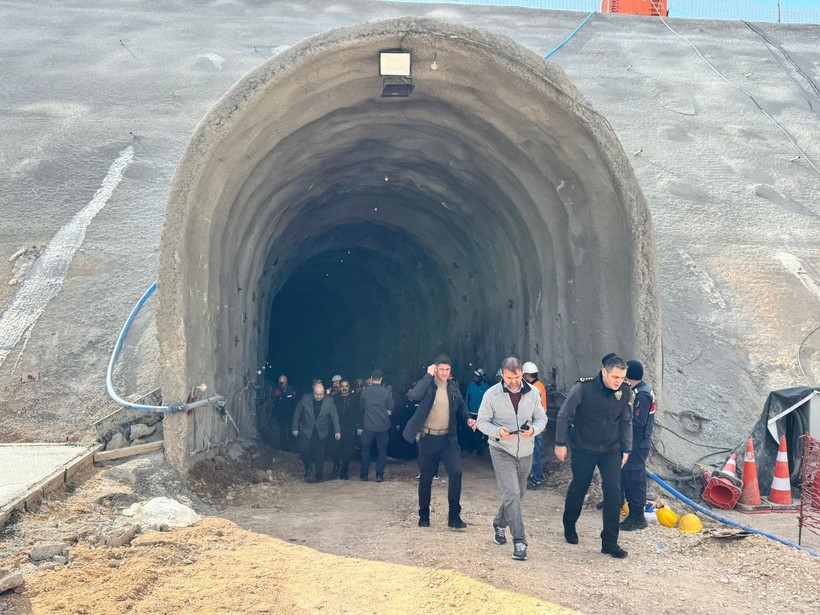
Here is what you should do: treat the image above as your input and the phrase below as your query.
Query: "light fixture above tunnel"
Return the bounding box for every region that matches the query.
[380,50,413,97]
[379,51,411,76]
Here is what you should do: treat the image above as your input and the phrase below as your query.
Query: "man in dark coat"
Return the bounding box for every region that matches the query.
[271,374,299,451]
[555,355,634,558]
[620,360,656,531]
[358,369,394,482]
[403,354,476,529]
[292,383,341,482]
[332,379,361,480]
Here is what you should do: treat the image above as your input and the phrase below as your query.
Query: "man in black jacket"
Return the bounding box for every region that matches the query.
[292,383,341,483]
[403,355,476,529]
[555,355,634,558]
[620,360,655,531]
[271,374,299,451]
[332,380,361,480]
[358,369,394,482]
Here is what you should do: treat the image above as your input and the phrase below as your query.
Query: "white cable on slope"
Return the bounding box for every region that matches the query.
[652,7,819,176]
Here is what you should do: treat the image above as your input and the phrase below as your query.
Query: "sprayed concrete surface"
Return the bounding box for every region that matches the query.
[158,17,659,469]
[0,1,818,469]
[0,444,90,511]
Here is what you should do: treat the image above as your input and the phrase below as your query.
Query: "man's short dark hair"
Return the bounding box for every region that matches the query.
[500,356,523,373]
[603,356,628,371]
[371,369,383,380]
[434,354,452,366]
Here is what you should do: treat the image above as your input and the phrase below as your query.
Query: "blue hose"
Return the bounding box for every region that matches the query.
[647,470,818,557]
[106,282,223,413]
[544,11,596,60]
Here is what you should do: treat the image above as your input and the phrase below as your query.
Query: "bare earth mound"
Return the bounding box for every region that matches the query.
[14,516,571,615]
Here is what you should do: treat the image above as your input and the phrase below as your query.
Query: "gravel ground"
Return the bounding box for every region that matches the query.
[2,451,817,614]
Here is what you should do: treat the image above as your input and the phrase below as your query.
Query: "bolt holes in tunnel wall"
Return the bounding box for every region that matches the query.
[157,18,660,472]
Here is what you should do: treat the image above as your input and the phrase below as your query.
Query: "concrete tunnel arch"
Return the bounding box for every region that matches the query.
[158,18,660,471]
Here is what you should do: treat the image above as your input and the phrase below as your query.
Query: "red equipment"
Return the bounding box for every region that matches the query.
[799,435,820,544]
[600,0,669,16]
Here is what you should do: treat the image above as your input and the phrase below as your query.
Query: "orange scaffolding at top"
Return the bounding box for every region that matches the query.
[601,0,669,16]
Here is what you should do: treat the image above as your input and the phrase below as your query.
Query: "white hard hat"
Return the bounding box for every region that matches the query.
[331,374,342,382]
[522,361,538,374]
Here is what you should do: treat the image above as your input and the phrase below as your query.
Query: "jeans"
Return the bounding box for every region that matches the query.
[529,433,544,482]
[360,429,389,478]
[489,446,532,544]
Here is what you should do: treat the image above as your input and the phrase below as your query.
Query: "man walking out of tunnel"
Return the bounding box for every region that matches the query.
[555,355,633,558]
[327,374,342,396]
[620,360,655,531]
[292,383,341,482]
[465,367,489,455]
[332,380,361,480]
[522,362,547,490]
[404,355,476,529]
[358,369,394,482]
[272,374,299,451]
[477,357,547,561]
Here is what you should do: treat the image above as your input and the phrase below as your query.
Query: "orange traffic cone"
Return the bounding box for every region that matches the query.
[702,452,743,510]
[738,437,761,507]
[768,435,792,505]
[716,453,737,479]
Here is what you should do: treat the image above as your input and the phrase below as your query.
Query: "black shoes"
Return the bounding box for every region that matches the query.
[526,478,544,491]
[564,527,579,544]
[418,517,430,527]
[448,516,467,530]
[620,516,648,531]
[339,473,349,480]
[493,525,507,545]
[601,543,628,559]
[512,542,528,560]
[376,474,384,483]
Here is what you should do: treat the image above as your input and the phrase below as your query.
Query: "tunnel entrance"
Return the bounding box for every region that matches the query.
[158,18,660,471]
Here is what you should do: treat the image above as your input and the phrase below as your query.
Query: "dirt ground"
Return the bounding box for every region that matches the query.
[1,451,818,614]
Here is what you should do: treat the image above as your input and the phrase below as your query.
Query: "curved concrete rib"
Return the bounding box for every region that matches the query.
[159,18,659,469]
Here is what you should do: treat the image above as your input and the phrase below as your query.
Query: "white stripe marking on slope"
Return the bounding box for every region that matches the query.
[0,146,134,368]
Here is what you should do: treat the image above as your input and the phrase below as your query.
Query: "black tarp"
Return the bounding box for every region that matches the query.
[744,386,816,494]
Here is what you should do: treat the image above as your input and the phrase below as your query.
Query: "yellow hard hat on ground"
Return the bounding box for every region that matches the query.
[620,502,629,517]
[656,507,680,528]
[678,513,703,533]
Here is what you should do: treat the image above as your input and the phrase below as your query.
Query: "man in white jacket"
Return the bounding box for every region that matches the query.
[477,356,547,560]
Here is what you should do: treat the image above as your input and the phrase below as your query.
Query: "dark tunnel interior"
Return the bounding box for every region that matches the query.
[267,222,455,390]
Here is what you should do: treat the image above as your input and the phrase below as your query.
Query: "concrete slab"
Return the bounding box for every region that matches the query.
[0,444,93,513]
